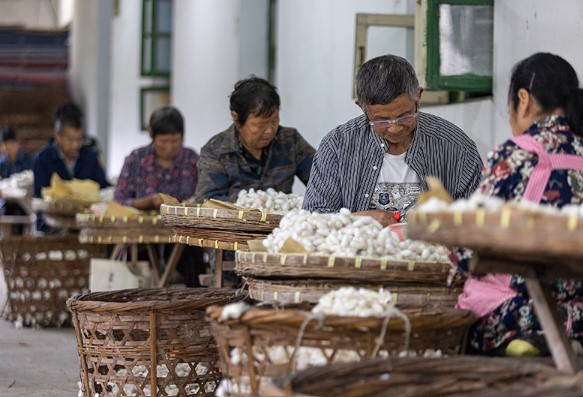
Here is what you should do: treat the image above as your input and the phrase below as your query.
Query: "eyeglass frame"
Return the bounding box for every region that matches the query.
[368,104,418,129]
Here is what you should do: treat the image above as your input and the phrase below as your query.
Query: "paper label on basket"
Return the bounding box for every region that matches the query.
[247,239,267,252]
[158,193,180,205]
[279,237,310,254]
[201,199,246,211]
[103,201,140,218]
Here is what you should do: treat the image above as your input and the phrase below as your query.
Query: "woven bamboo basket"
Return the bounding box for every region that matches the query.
[264,356,583,397]
[244,277,462,308]
[67,288,247,397]
[161,204,282,232]
[76,213,175,245]
[1,235,100,327]
[171,227,268,251]
[235,251,452,286]
[406,208,583,270]
[207,305,474,396]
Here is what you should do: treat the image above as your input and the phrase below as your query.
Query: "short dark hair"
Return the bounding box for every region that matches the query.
[229,76,280,126]
[355,55,420,113]
[508,52,583,137]
[149,106,184,138]
[54,101,84,134]
[1,126,17,143]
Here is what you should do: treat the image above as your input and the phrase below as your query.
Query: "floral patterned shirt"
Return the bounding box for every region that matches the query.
[480,115,583,205]
[457,115,583,274]
[114,143,199,206]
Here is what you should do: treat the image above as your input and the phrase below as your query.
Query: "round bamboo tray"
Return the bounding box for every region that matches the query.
[406,208,583,265]
[207,305,474,396]
[171,226,269,250]
[38,200,89,230]
[76,213,175,245]
[67,288,247,397]
[264,356,583,397]
[244,277,461,308]
[235,251,452,286]
[1,235,100,327]
[161,204,282,232]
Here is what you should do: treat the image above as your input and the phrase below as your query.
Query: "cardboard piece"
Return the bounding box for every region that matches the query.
[417,176,453,205]
[247,239,267,252]
[279,237,310,254]
[159,193,180,205]
[103,201,140,217]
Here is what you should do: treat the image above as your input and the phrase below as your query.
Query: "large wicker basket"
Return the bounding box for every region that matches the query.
[244,277,461,308]
[161,204,282,232]
[77,213,175,244]
[264,356,583,397]
[67,288,247,397]
[207,304,474,396]
[235,251,453,286]
[1,234,100,327]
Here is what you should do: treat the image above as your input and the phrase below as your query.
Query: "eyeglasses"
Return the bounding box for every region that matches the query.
[368,105,418,129]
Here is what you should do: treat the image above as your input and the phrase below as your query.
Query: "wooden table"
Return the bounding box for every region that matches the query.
[77,214,182,288]
[406,208,583,374]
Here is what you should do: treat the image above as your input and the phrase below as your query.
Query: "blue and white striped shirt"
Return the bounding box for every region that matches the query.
[303,112,483,213]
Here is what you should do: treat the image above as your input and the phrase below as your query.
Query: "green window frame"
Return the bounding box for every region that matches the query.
[141,0,173,77]
[424,0,494,92]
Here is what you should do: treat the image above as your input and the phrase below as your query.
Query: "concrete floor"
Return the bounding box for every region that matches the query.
[0,273,81,397]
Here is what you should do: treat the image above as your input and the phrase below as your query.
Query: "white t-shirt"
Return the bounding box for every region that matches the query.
[369,152,422,219]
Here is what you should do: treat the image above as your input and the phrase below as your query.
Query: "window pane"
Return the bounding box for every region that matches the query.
[366,26,414,65]
[143,0,153,33]
[155,36,172,73]
[156,0,173,34]
[439,4,493,76]
[143,37,152,73]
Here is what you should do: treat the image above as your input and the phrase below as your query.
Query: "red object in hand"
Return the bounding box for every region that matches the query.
[392,212,401,222]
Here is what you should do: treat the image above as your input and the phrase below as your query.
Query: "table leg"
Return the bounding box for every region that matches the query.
[524,278,579,374]
[145,244,162,286]
[214,249,224,288]
[110,244,124,260]
[158,244,185,287]
[130,244,138,267]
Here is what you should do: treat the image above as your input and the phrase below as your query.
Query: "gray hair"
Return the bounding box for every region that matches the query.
[355,55,419,113]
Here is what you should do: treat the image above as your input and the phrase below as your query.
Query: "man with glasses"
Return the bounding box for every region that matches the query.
[303,55,483,226]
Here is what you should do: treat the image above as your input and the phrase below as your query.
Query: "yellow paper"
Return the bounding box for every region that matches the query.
[103,201,140,217]
[279,237,310,254]
[42,173,100,205]
[247,239,267,252]
[158,193,180,205]
[202,198,245,210]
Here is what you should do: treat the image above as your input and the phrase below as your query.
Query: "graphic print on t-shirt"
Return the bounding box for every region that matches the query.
[369,151,422,221]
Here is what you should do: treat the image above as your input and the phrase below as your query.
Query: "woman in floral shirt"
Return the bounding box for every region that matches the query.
[457,53,583,355]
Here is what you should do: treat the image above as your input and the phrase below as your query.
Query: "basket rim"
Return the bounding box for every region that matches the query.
[76,212,163,226]
[161,203,282,224]
[67,287,247,312]
[206,305,475,330]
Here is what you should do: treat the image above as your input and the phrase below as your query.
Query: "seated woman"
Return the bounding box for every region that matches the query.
[194,76,316,202]
[457,53,583,356]
[114,106,205,287]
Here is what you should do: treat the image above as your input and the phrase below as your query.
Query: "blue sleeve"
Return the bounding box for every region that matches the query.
[33,151,52,198]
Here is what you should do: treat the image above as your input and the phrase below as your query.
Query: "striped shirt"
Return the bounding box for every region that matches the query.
[303,112,483,213]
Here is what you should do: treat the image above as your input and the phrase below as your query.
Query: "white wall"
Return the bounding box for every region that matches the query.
[276,0,413,152]
[491,1,583,147]
[171,0,241,161]
[0,0,59,28]
[70,0,112,175]
[108,0,166,179]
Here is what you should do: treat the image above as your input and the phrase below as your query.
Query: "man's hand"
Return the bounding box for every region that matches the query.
[353,209,399,227]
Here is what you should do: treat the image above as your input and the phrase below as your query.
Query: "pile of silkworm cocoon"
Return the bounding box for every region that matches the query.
[85,364,215,397]
[311,286,395,316]
[263,208,450,262]
[418,192,583,218]
[235,188,303,214]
